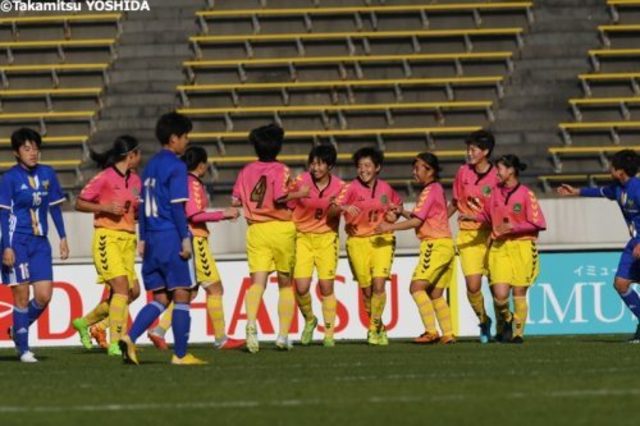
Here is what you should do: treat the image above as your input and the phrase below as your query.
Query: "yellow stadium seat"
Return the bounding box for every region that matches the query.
[568,96,640,121]
[578,72,640,97]
[559,121,640,144]
[0,159,81,170]
[588,49,640,72]
[0,135,88,146]
[0,39,116,64]
[538,173,613,192]
[608,0,640,23]
[548,145,640,172]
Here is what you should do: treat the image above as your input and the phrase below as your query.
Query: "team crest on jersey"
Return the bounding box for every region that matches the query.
[513,203,522,213]
[482,185,492,196]
[621,191,628,206]
[42,180,50,190]
[381,194,388,204]
[20,184,28,190]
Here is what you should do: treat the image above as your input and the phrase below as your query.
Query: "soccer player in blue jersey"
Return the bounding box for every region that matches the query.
[118,112,206,365]
[558,149,640,342]
[0,128,69,362]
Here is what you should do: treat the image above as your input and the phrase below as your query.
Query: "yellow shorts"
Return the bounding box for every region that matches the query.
[412,238,455,288]
[488,239,540,287]
[294,231,339,280]
[456,228,491,277]
[246,221,296,274]
[192,236,221,286]
[346,234,396,288]
[92,227,137,286]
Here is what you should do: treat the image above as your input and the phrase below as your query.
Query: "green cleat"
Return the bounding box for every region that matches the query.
[367,330,380,346]
[378,328,389,346]
[246,324,259,354]
[300,316,318,346]
[323,336,335,348]
[107,342,122,357]
[72,318,92,350]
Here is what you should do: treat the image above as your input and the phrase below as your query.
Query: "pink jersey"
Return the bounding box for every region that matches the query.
[412,182,452,240]
[453,163,500,231]
[335,178,402,237]
[480,183,546,241]
[185,174,211,238]
[232,161,292,223]
[291,172,344,234]
[78,167,141,233]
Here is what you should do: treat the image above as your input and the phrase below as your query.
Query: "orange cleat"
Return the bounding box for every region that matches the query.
[439,335,457,345]
[414,332,440,344]
[147,331,169,351]
[213,337,245,350]
[90,326,108,349]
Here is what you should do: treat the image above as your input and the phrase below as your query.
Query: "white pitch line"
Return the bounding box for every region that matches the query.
[1,389,639,414]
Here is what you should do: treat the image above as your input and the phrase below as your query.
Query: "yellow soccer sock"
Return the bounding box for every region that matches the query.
[467,291,488,324]
[513,296,528,338]
[322,293,337,339]
[108,293,128,343]
[369,292,387,331]
[363,295,372,318]
[158,303,174,333]
[207,294,226,341]
[278,286,295,336]
[295,291,314,322]
[493,297,513,323]
[493,299,505,335]
[94,317,109,331]
[411,291,437,334]
[246,283,265,324]
[84,301,109,325]
[432,297,453,337]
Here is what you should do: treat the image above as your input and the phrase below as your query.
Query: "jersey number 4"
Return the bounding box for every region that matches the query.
[250,176,267,208]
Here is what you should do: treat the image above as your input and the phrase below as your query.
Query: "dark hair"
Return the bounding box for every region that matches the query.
[11,128,42,152]
[465,130,495,157]
[181,145,208,172]
[611,149,640,177]
[413,152,441,179]
[496,154,527,176]
[155,112,193,145]
[250,123,284,162]
[353,146,384,168]
[308,144,337,168]
[90,135,139,169]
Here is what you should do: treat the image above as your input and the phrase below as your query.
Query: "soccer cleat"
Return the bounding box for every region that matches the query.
[275,335,293,351]
[72,318,92,350]
[510,336,524,344]
[377,328,389,346]
[147,329,169,351]
[213,337,245,350]
[479,317,493,344]
[90,325,108,349]
[367,330,380,346]
[323,336,335,348]
[19,351,38,363]
[414,332,440,344]
[107,342,122,357]
[246,324,259,354]
[171,353,208,365]
[439,335,457,345]
[501,320,513,343]
[628,324,640,344]
[300,316,318,346]
[118,335,139,365]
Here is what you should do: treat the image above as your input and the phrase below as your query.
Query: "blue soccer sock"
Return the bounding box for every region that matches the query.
[13,306,30,355]
[620,288,640,321]
[128,301,165,343]
[172,303,191,358]
[27,299,46,326]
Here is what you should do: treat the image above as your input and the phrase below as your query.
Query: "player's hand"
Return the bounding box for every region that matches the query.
[180,237,192,260]
[59,238,69,261]
[296,185,311,199]
[557,184,579,197]
[495,221,513,236]
[342,205,360,216]
[376,221,393,234]
[2,248,15,267]
[384,210,398,223]
[223,207,240,221]
[137,240,145,257]
[633,243,640,259]
[103,201,125,216]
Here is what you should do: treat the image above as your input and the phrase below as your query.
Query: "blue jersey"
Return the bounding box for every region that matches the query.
[0,164,65,238]
[581,176,640,239]
[140,149,189,233]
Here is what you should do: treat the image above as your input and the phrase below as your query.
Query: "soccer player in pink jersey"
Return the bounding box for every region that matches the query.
[464,155,546,343]
[450,130,501,343]
[377,153,456,344]
[147,146,242,351]
[290,144,344,347]
[71,135,142,356]
[232,124,309,353]
[331,147,402,345]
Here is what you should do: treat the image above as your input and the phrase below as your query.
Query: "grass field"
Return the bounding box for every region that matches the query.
[0,335,638,426]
